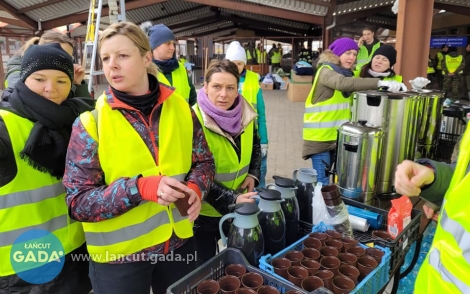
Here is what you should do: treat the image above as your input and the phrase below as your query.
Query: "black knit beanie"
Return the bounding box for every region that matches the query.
[372,45,397,67]
[20,43,74,83]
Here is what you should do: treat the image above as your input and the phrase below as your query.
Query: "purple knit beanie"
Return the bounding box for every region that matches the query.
[328,38,359,57]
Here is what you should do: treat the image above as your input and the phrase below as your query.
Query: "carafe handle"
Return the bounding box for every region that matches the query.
[219,213,236,246]
[292,169,299,181]
[266,184,275,189]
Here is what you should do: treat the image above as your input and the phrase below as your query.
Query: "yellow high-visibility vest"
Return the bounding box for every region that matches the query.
[436,52,444,70]
[444,55,463,74]
[157,63,191,101]
[415,123,470,293]
[0,110,85,276]
[271,51,281,64]
[193,104,254,217]
[303,65,351,142]
[356,43,381,71]
[79,90,194,262]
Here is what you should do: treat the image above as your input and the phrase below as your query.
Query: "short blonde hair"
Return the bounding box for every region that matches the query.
[15,30,74,56]
[98,22,158,77]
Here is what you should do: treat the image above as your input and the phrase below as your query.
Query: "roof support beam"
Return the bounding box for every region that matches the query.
[181,0,324,25]
[434,2,470,16]
[18,0,63,13]
[0,1,36,29]
[169,15,218,30]
[336,5,392,24]
[222,14,303,35]
[190,26,237,37]
[145,5,207,24]
[0,17,34,28]
[173,20,222,34]
[42,0,167,30]
[300,0,332,8]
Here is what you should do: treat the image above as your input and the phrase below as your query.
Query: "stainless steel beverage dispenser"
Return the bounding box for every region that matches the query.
[352,91,421,197]
[336,121,383,204]
[415,89,444,159]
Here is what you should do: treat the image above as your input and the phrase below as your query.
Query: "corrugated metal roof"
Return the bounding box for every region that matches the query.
[436,0,470,7]
[239,0,329,16]
[221,9,310,30]
[0,11,16,19]
[336,0,393,15]
[175,20,233,37]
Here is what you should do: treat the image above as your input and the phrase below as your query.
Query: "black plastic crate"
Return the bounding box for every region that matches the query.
[167,248,328,294]
[297,197,422,276]
[435,132,460,163]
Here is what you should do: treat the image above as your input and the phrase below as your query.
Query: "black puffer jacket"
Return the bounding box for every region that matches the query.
[195,99,262,216]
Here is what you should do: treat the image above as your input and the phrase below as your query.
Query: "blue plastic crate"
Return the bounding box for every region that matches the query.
[259,222,391,294]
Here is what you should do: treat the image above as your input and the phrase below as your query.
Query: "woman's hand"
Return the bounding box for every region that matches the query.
[186,189,201,222]
[156,176,187,206]
[394,160,435,196]
[423,204,439,221]
[236,192,257,204]
[240,177,256,192]
[73,64,85,85]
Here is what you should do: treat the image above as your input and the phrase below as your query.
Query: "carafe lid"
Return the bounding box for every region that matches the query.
[443,106,464,118]
[339,121,383,137]
[233,203,260,215]
[258,189,282,201]
[272,175,296,188]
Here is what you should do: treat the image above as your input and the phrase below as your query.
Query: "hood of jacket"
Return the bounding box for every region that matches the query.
[198,97,257,145]
[317,50,340,67]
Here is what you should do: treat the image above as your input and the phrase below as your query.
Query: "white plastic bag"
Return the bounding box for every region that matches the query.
[311,182,327,225]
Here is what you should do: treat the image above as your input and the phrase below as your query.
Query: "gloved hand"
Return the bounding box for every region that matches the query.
[378,80,407,92]
[409,77,431,90]
[261,144,268,158]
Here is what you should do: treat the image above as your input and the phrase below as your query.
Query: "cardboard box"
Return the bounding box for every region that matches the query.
[260,83,274,90]
[291,70,313,84]
[287,82,312,102]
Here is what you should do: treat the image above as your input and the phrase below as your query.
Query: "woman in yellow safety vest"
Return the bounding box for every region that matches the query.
[355,45,403,82]
[62,22,215,294]
[0,43,94,293]
[189,59,261,267]
[303,38,406,186]
[395,123,470,294]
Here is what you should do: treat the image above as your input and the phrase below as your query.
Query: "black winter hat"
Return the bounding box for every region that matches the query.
[20,43,74,83]
[372,45,397,67]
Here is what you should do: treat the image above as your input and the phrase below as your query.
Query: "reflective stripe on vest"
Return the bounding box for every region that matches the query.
[157,63,191,101]
[356,43,381,70]
[415,123,470,293]
[79,90,194,262]
[445,55,463,74]
[271,51,281,63]
[193,104,254,217]
[436,52,444,70]
[0,110,85,276]
[303,65,351,142]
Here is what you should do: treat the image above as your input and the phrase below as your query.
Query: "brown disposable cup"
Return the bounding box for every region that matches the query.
[320,246,339,258]
[309,232,328,243]
[241,273,263,291]
[300,259,321,276]
[325,239,344,253]
[271,257,291,279]
[357,255,379,281]
[372,230,394,242]
[314,270,334,291]
[303,237,322,250]
[235,288,256,294]
[197,279,220,294]
[320,256,341,276]
[321,184,342,206]
[366,247,385,265]
[257,285,280,294]
[284,291,303,294]
[219,275,241,294]
[338,253,358,267]
[287,266,309,287]
[345,246,366,258]
[284,251,304,266]
[332,276,355,294]
[325,230,342,240]
[225,264,247,278]
[302,248,321,261]
[169,181,190,217]
[341,237,359,252]
[338,264,360,286]
[236,288,257,294]
[301,276,324,292]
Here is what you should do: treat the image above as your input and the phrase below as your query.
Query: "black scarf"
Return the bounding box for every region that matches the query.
[323,62,354,98]
[7,81,95,178]
[154,57,180,74]
[111,74,159,116]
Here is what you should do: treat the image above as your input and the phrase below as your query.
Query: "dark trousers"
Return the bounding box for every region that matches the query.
[89,241,196,294]
[0,244,91,294]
